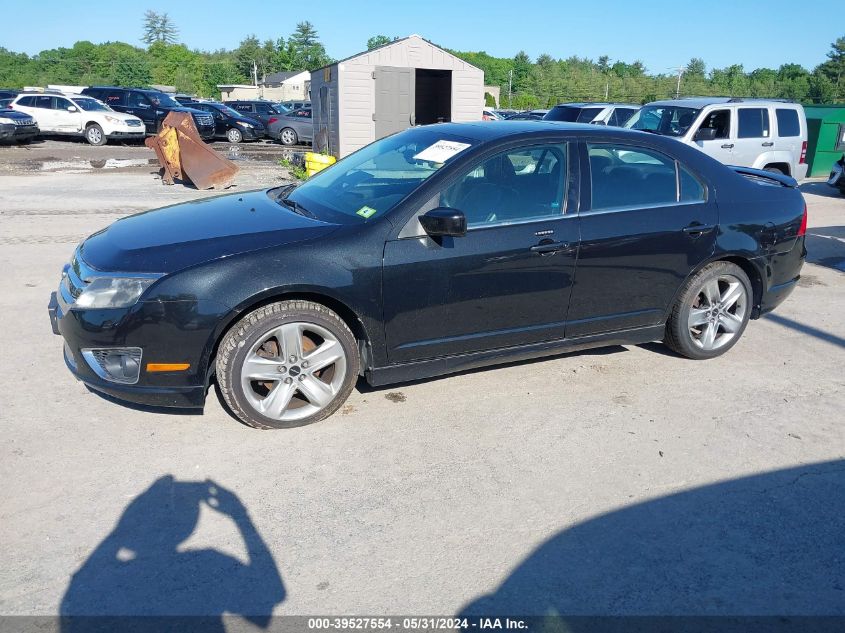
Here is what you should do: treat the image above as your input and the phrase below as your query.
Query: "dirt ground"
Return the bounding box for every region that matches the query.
[0,139,843,621]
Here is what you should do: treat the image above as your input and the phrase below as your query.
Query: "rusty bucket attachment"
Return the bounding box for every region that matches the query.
[145,112,238,190]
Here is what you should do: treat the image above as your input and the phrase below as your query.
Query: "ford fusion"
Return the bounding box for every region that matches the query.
[49,122,807,429]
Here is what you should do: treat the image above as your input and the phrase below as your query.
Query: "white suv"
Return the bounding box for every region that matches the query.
[10,92,145,145]
[625,97,808,180]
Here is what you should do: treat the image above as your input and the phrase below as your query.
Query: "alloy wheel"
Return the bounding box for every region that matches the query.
[239,321,347,422]
[688,274,748,351]
[87,127,102,144]
[281,129,296,145]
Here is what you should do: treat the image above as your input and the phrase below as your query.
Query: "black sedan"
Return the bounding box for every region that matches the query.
[49,122,807,429]
[186,101,266,143]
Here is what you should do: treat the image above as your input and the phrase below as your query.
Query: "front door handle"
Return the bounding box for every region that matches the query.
[721,143,734,149]
[683,223,716,238]
[530,240,571,256]
[762,141,774,147]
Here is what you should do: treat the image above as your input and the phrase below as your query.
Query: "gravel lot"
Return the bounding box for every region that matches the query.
[0,140,843,621]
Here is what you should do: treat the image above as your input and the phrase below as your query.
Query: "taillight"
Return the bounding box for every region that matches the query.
[268,117,278,125]
[799,141,807,164]
[798,202,807,237]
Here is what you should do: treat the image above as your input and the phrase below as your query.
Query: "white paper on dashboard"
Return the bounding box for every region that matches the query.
[413,140,472,163]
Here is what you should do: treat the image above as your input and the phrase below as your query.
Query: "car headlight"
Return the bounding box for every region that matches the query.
[237,121,254,128]
[104,115,122,124]
[74,277,157,309]
[0,117,14,125]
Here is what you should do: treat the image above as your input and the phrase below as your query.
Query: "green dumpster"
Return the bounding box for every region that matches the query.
[804,105,845,177]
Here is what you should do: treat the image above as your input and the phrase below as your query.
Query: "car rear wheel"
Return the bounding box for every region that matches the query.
[85,124,106,146]
[279,127,298,146]
[216,300,360,429]
[664,261,752,360]
[226,127,243,143]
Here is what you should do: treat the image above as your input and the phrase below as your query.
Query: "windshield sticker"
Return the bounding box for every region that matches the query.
[356,206,377,219]
[413,140,472,164]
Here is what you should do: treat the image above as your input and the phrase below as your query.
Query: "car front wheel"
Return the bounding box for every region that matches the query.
[85,123,106,146]
[664,261,752,360]
[216,300,360,429]
[226,127,243,143]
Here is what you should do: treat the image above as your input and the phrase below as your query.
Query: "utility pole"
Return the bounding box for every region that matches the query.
[252,60,258,87]
[674,66,686,99]
[508,69,513,109]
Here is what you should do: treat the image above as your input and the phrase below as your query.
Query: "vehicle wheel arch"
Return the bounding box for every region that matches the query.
[762,162,791,176]
[204,289,374,384]
[663,254,765,324]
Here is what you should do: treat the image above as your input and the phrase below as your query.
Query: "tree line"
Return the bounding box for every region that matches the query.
[0,15,841,107]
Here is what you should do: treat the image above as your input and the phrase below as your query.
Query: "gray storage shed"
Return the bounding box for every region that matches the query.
[310,35,485,158]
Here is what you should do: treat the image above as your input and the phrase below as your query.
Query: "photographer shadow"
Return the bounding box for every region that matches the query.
[60,476,285,633]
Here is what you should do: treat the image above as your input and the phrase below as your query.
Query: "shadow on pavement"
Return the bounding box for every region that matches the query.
[60,476,285,633]
[800,181,842,200]
[459,460,845,626]
[764,313,845,349]
[804,225,845,272]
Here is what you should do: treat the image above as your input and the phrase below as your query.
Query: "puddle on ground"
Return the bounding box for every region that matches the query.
[21,158,160,173]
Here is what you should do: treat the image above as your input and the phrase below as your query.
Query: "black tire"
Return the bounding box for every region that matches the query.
[226,127,243,144]
[664,261,752,360]
[764,166,785,175]
[216,300,360,429]
[15,138,32,145]
[85,123,106,146]
[279,127,298,146]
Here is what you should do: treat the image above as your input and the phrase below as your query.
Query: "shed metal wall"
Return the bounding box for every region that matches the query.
[310,65,340,156]
[327,35,484,157]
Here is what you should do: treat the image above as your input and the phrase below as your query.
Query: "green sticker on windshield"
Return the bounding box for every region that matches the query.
[356,206,377,219]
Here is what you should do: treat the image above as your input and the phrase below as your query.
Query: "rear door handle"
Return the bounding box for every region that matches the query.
[683,223,716,237]
[530,241,571,255]
[721,143,734,149]
[762,141,774,147]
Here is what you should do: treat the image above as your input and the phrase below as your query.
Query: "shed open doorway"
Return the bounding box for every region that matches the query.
[415,69,452,125]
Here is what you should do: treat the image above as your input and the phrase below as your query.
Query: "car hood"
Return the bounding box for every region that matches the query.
[105,111,143,123]
[79,189,339,274]
[1,108,34,121]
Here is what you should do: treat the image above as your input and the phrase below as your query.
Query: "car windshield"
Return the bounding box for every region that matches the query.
[148,93,181,108]
[74,98,110,112]
[273,103,290,113]
[625,105,701,137]
[276,128,478,223]
[544,107,582,122]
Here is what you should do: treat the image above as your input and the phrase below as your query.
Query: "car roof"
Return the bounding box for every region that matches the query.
[420,120,667,142]
[647,97,800,109]
[551,102,639,108]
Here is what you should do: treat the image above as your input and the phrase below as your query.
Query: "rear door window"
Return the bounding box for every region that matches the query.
[609,108,637,127]
[775,109,800,137]
[17,96,36,107]
[101,90,126,107]
[234,103,253,113]
[738,108,770,139]
[588,144,705,211]
[35,96,53,109]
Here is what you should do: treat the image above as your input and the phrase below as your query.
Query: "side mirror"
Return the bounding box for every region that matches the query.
[694,127,717,141]
[67,106,78,113]
[419,207,467,238]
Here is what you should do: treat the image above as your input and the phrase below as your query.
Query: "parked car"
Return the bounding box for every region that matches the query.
[10,93,144,145]
[186,101,266,143]
[0,89,19,101]
[223,100,286,127]
[173,94,198,105]
[49,121,806,429]
[0,106,39,144]
[279,100,310,111]
[81,87,215,141]
[544,102,640,127]
[505,109,549,121]
[482,108,501,121]
[828,154,845,195]
[267,108,313,146]
[625,97,808,179]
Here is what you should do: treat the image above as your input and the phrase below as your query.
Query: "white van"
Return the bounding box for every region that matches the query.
[625,97,808,180]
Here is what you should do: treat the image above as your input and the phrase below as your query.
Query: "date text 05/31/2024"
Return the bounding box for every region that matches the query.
[306,617,528,630]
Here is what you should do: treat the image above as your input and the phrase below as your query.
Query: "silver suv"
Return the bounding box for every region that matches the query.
[625,97,808,179]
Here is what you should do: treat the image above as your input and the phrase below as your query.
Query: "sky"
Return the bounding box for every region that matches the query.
[3,0,838,74]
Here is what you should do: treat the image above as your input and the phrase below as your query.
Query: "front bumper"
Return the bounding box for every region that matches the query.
[49,287,228,410]
[0,122,39,141]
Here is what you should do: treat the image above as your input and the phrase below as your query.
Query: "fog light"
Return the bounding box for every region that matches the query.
[81,347,142,384]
